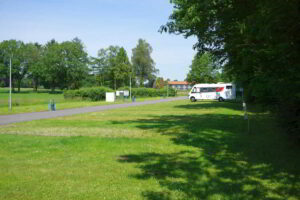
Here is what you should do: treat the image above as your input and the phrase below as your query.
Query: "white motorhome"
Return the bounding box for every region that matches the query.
[188,83,236,102]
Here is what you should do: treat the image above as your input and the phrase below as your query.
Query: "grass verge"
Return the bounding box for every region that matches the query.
[0,88,170,115]
[0,100,299,200]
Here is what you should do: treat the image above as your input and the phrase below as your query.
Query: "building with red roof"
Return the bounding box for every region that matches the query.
[168,81,193,90]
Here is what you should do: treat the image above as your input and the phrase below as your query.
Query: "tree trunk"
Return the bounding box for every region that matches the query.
[10,78,15,92]
[51,80,55,92]
[17,79,21,92]
[12,80,15,92]
[33,78,38,92]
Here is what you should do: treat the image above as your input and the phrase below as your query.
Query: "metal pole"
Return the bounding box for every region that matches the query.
[167,83,169,97]
[9,57,12,110]
[130,74,132,100]
[248,116,250,134]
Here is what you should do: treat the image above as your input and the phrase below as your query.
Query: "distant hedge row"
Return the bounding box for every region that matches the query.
[119,87,177,97]
[64,87,177,101]
[64,87,113,101]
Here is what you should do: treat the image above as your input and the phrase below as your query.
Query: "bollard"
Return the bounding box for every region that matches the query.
[48,99,56,111]
[243,102,250,133]
[132,96,136,102]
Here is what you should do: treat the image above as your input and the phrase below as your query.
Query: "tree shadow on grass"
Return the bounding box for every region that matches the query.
[116,103,300,200]
[174,100,243,111]
[175,101,268,114]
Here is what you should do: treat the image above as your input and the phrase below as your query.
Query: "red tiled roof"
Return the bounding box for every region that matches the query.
[168,81,190,85]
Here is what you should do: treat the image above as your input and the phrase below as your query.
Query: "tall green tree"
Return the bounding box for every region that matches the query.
[26,43,44,91]
[186,53,219,84]
[162,0,300,135]
[42,38,88,91]
[0,41,11,87]
[114,47,131,89]
[0,40,27,92]
[61,38,89,89]
[90,48,111,87]
[1,41,45,91]
[94,46,132,89]
[42,39,65,91]
[101,46,120,89]
[131,39,158,87]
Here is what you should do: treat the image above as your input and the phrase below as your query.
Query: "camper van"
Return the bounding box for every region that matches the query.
[188,83,236,102]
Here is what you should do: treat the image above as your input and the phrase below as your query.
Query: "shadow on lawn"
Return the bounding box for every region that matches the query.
[117,102,300,200]
[175,100,267,114]
[174,100,243,111]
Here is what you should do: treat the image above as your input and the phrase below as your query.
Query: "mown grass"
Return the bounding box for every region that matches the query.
[0,88,168,115]
[0,100,299,200]
[0,88,65,105]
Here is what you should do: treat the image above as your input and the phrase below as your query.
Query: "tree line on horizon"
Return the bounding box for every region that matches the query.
[0,38,159,92]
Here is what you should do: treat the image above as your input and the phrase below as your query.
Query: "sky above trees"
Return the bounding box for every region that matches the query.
[0,0,197,81]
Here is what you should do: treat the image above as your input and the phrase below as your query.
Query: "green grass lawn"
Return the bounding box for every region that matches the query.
[0,100,299,200]
[0,88,169,115]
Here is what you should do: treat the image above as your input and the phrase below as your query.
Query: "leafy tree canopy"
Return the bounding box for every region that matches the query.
[131,39,158,87]
[186,53,218,84]
[93,46,131,89]
[162,0,300,136]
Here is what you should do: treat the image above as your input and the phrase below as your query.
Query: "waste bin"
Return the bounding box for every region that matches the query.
[132,96,136,102]
[48,99,56,111]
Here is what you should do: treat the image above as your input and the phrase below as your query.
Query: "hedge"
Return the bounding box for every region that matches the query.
[64,87,177,101]
[64,87,113,101]
[118,87,177,97]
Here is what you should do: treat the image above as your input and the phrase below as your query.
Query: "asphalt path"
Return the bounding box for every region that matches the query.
[0,96,187,125]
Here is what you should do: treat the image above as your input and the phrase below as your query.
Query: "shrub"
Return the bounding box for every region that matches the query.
[118,87,177,97]
[64,87,113,101]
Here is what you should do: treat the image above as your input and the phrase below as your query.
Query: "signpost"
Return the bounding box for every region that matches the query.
[106,92,115,102]
[243,101,250,133]
[123,90,129,97]
[167,83,169,97]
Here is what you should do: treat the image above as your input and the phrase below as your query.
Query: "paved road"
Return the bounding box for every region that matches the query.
[0,96,187,125]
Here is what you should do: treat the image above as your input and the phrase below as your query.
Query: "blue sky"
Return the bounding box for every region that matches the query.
[0,0,197,80]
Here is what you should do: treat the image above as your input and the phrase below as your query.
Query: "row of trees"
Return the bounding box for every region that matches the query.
[90,39,158,90]
[0,38,88,92]
[162,0,299,135]
[0,38,158,91]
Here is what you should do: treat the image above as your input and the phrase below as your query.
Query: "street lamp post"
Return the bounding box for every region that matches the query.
[167,83,169,97]
[9,57,12,110]
[9,57,11,110]
[130,74,132,100]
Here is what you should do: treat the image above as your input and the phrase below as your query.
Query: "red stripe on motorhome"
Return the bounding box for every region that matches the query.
[216,87,224,92]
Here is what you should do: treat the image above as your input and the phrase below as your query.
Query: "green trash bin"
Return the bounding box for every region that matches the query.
[48,99,56,111]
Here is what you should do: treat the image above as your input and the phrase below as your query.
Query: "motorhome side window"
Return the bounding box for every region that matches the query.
[200,88,208,93]
[192,87,201,93]
[208,88,217,92]
[226,86,232,89]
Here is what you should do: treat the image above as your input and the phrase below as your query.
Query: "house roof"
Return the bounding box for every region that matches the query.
[168,81,190,85]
